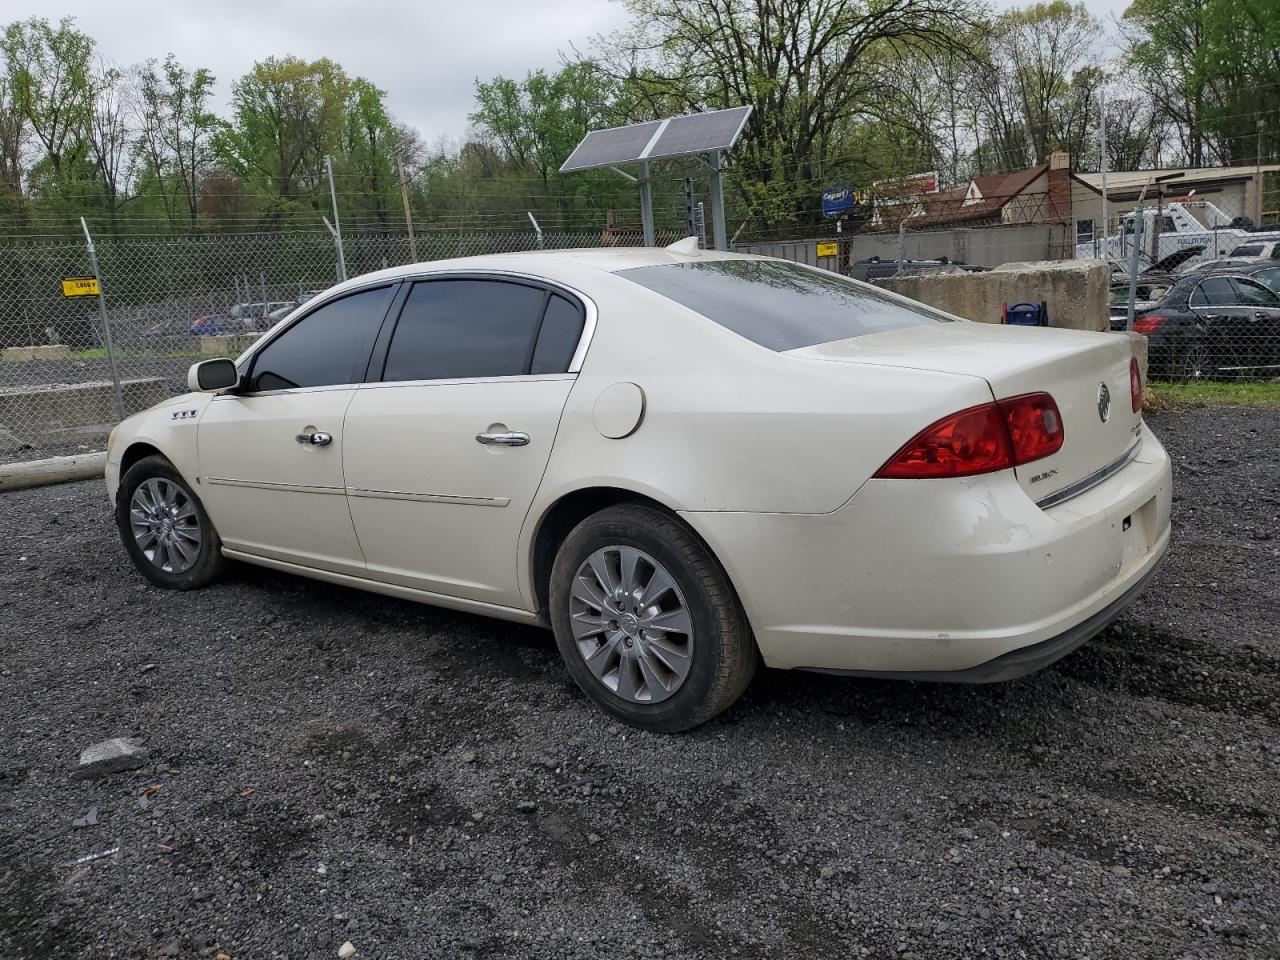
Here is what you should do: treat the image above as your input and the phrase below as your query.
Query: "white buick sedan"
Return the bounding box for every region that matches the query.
[107,243,1172,731]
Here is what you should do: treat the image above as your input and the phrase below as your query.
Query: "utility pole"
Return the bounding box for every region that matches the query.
[1257,118,1267,224]
[396,156,418,263]
[325,154,347,282]
[1125,178,1150,333]
[1099,88,1109,257]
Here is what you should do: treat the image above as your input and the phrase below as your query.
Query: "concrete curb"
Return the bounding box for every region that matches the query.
[0,451,107,493]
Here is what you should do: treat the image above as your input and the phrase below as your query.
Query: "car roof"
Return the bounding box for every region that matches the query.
[315,246,767,298]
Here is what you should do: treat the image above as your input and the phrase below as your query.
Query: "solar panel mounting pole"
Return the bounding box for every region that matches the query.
[638,159,655,247]
[709,150,728,250]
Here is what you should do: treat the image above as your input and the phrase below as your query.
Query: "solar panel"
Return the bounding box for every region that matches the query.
[648,107,752,161]
[559,106,752,173]
[560,120,663,173]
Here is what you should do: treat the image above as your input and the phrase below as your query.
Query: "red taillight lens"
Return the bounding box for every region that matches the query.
[876,393,1064,480]
[1129,356,1142,412]
[875,403,1014,479]
[1132,315,1166,335]
[999,392,1064,464]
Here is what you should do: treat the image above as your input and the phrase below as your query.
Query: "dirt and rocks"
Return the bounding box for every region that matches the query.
[1,406,1277,959]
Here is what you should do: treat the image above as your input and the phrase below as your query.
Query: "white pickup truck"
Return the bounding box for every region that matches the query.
[1076,200,1280,270]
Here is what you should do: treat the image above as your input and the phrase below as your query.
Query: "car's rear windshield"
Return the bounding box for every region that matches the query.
[617,259,951,351]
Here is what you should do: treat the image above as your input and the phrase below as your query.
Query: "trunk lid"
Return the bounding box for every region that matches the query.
[788,323,1142,504]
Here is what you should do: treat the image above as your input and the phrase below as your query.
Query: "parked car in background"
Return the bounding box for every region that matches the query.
[191,314,252,337]
[105,244,1169,731]
[1201,261,1280,296]
[1114,271,1280,379]
[1176,257,1255,275]
[1227,238,1280,260]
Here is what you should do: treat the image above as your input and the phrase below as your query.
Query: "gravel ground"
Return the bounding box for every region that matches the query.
[1,406,1278,960]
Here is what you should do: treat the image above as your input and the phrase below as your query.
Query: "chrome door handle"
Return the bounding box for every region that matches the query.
[475,431,530,447]
[296,431,332,446]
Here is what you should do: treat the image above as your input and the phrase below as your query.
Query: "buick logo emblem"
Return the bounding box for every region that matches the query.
[1097,382,1112,423]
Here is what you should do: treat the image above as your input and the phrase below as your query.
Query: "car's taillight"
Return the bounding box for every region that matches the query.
[875,393,1064,480]
[1129,356,1142,413]
[1000,392,1064,464]
[1132,315,1166,335]
[874,403,1012,479]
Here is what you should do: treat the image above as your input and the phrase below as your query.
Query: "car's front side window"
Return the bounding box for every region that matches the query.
[381,279,578,382]
[1255,267,1280,293]
[248,285,395,392]
[1231,277,1280,306]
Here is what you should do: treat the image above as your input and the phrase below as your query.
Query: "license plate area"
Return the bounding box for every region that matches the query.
[1119,495,1158,570]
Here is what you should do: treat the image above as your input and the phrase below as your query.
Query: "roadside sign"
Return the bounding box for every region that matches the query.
[816,241,839,258]
[62,276,100,298]
[821,184,854,218]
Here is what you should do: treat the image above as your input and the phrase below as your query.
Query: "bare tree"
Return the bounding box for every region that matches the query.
[87,57,131,216]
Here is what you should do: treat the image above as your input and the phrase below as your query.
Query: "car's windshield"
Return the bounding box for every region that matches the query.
[1231,245,1262,257]
[618,259,950,351]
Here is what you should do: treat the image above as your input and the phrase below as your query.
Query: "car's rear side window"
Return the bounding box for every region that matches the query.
[617,259,949,351]
[1190,277,1237,306]
[383,279,547,381]
[530,294,585,374]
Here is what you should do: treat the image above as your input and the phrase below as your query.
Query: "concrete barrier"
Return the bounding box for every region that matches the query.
[199,333,262,356]
[0,378,167,444]
[873,260,1111,332]
[2,344,72,361]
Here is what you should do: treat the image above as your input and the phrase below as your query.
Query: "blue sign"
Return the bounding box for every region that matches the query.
[821,184,853,218]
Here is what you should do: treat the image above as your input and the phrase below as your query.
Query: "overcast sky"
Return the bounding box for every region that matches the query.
[14,0,1130,142]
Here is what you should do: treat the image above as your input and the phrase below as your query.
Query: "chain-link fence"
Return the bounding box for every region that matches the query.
[0,228,625,462]
[3,203,1277,463]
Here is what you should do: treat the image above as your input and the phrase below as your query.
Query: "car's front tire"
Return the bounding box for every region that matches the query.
[548,502,757,732]
[115,455,227,590]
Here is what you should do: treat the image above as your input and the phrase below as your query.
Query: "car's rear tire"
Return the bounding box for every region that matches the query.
[115,455,227,590]
[1174,341,1214,381]
[548,502,757,732]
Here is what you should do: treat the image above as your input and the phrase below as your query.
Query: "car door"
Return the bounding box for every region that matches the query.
[197,283,400,575]
[342,277,588,609]
[1187,276,1244,367]
[1228,277,1280,372]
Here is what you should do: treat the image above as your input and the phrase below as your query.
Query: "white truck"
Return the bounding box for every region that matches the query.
[1075,200,1280,270]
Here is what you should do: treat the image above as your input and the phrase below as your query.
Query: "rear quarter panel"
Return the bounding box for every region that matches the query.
[528,270,993,518]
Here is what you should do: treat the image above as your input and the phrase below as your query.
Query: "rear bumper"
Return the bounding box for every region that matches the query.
[682,422,1172,678]
[798,546,1164,683]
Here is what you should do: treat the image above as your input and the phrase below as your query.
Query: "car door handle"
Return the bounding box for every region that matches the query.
[295,431,332,446]
[475,431,530,447]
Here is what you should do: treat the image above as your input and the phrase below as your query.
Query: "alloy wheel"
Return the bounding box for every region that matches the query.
[129,477,202,574]
[568,545,694,704]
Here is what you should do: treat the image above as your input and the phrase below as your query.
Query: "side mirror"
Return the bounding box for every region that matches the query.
[188,358,240,392]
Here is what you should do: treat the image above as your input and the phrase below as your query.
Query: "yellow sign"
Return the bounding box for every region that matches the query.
[62,276,100,298]
[816,241,839,258]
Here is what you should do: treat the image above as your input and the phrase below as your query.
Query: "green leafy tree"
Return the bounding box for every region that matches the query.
[216,56,351,218]
[0,16,93,179]
[597,0,983,232]
[132,54,218,223]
